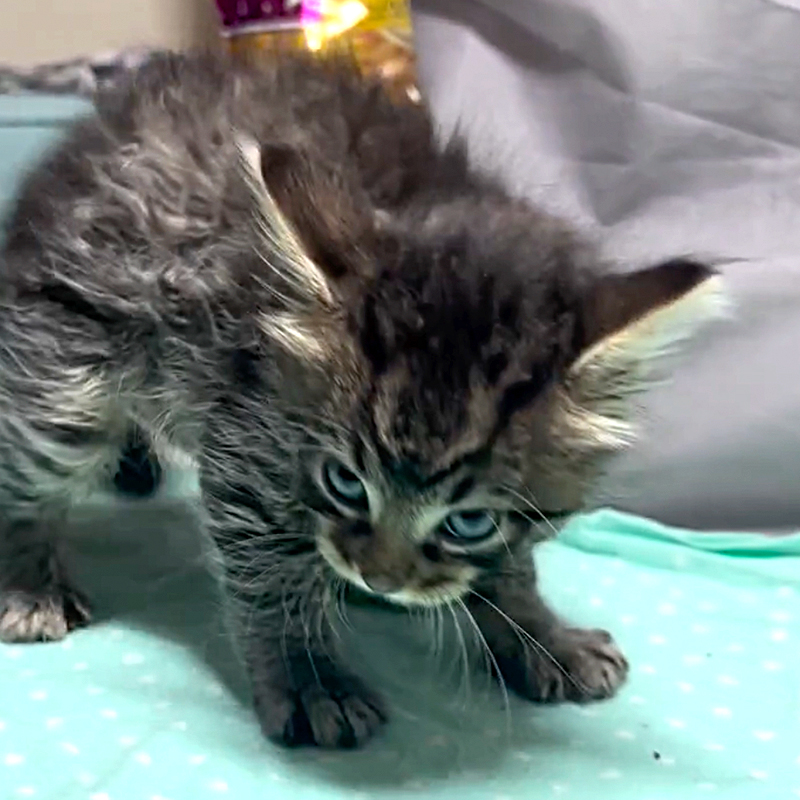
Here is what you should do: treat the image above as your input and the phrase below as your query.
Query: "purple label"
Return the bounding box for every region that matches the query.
[215,0,304,30]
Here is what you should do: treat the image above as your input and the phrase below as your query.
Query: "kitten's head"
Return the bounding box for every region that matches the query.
[237,136,725,606]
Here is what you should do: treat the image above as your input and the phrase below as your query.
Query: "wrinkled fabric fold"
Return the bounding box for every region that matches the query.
[414,0,800,529]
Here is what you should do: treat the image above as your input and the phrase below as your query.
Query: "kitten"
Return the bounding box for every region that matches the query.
[0,52,723,748]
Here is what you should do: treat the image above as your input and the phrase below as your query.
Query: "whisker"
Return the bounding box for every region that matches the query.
[500,485,561,538]
[446,602,472,710]
[333,578,353,634]
[457,597,511,733]
[491,515,513,558]
[468,589,585,693]
[435,604,445,666]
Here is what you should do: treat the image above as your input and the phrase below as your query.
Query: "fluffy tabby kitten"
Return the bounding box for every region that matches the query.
[0,52,723,748]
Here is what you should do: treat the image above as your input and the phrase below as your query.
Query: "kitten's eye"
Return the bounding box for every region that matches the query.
[322,459,368,510]
[441,510,497,541]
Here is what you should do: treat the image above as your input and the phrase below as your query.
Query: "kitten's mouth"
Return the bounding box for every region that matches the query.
[316,538,469,607]
[358,581,469,608]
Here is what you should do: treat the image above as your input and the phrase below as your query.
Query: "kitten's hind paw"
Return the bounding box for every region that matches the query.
[0,586,92,643]
[498,626,628,704]
[256,673,387,749]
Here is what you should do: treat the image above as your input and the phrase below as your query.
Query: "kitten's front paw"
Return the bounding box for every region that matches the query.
[0,587,92,643]
[498,626,628,704]
[255,672,387,749]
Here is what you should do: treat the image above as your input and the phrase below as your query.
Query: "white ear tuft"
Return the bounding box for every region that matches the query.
[235,132,333,307]
[256,311,330,361]
[550,388,638,451]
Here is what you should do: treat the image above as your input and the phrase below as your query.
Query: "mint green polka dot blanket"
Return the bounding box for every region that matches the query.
[1,487,798,800]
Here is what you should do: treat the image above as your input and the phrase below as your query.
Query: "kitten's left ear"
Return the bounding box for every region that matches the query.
[237,133,374,361]
[557,259,728,450]
[236,133,335,309]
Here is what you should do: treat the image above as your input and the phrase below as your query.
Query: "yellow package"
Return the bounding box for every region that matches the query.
[214,0,418,102]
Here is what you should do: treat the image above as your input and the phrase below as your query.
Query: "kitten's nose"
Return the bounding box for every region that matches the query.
[361,573,402,594]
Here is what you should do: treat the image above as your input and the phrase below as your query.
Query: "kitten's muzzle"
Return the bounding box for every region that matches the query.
[338,522,413,594]
[318,518,478,606]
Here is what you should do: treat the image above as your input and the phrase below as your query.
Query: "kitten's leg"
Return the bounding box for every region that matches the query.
[0,524,93,643]
[202,476,386,748]
[468,553,628,703]
[246,617,387,749]
[0,408,120,643]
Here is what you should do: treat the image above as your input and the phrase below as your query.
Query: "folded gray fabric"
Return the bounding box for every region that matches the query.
[5,6,800,531]
[412,0,800,530]
[0,48,160,96]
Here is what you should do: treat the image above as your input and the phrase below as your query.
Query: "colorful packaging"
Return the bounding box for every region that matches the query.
[213,0,418,101]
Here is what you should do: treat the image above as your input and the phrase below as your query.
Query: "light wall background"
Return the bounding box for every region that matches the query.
[0,0,220,66]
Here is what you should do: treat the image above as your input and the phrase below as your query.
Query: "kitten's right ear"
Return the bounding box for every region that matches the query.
[555,258,728,450]
[577,259,725,355]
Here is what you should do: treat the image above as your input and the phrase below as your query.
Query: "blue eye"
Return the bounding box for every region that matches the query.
[441,510,497,541]
[322,459,368,509]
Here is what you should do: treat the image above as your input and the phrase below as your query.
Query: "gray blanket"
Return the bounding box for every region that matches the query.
[4,3,797,531]
[413,0,800,531]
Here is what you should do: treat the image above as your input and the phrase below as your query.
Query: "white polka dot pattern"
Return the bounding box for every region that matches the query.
[0,508,797,800]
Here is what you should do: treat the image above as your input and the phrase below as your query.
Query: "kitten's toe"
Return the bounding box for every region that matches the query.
[298,683,387,748]
[498,626,628,704]
[561,628,629,702]
[0,586,92,643]
[256,674,387,748]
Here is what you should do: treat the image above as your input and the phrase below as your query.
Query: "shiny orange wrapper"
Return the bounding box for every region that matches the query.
[215,1,418,103]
